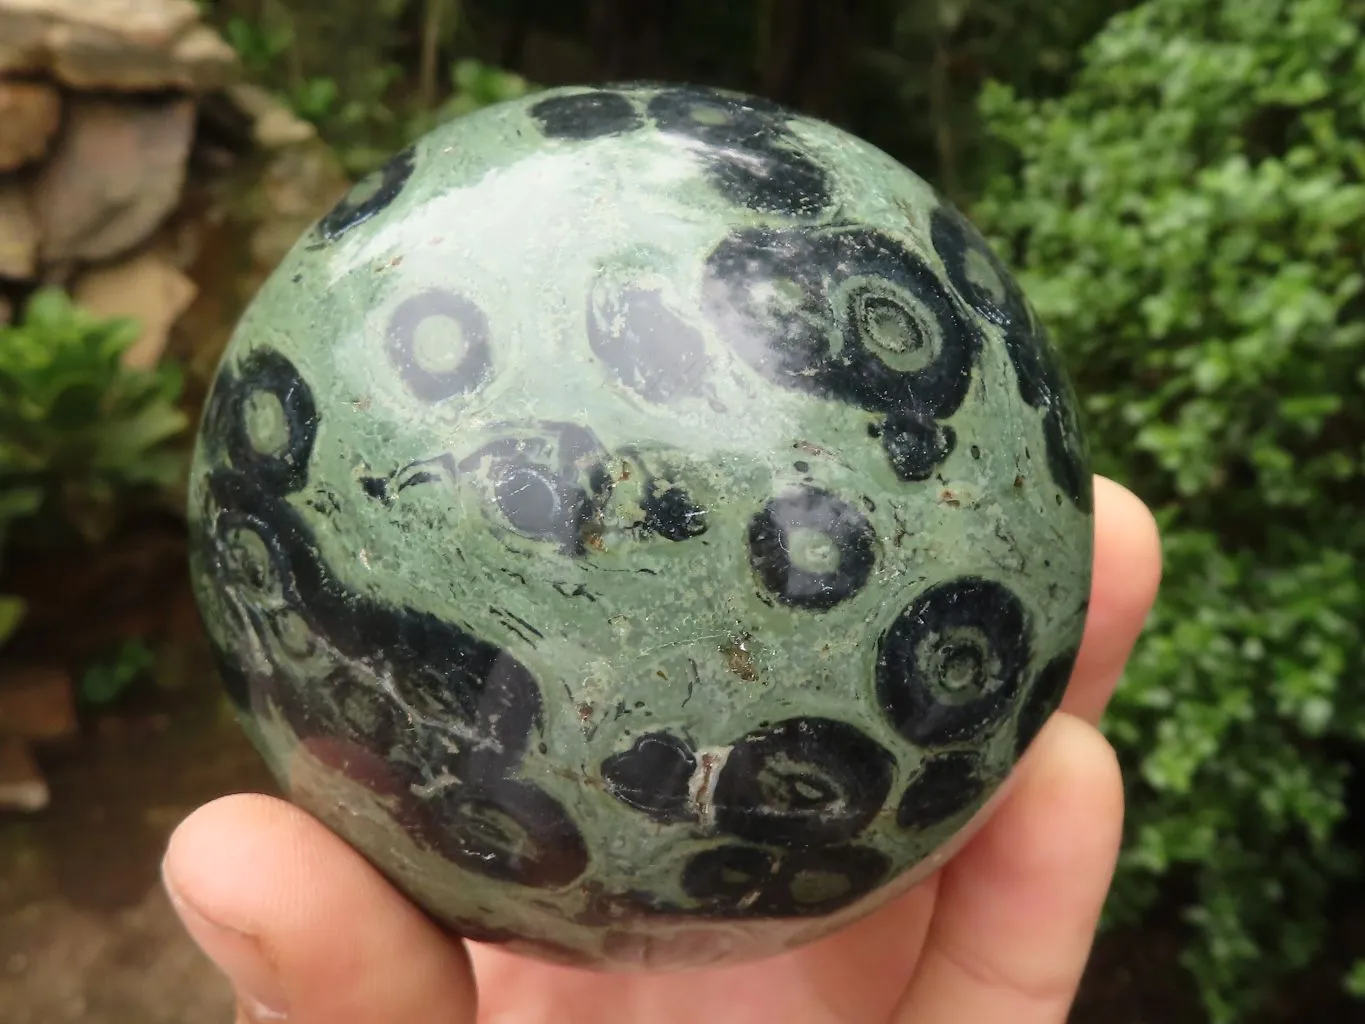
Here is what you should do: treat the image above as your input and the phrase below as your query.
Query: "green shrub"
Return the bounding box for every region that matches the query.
[975,0,1365,1018]
[0,288,189,548]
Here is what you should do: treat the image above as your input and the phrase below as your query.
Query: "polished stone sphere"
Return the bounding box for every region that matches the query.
[187,83,1094,971]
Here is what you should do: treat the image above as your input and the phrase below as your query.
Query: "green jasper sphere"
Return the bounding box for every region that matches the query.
[187,83,1094,971]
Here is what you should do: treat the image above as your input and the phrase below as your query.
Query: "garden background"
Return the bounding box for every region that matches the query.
[1,1,1361,1021]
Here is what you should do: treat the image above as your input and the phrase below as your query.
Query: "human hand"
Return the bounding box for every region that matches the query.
[162,475,1160,1024]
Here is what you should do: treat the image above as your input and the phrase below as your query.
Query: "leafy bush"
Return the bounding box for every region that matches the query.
[79,638,158,708]
[976,0,1365,1018]
[0,288,189,548]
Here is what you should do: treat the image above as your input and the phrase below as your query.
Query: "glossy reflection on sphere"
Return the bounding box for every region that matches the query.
[187,83,1094,971]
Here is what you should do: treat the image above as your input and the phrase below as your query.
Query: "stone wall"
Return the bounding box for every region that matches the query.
[0,0,319,364]
[0,0,340,811]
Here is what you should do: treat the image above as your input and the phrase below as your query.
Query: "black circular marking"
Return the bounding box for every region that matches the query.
[681,845,776,913]
[199,467,546,776]
[495,465,573,535]
[748,487,876,611]
[203,348,318,495]
[639,480,707,541]
[414,779,589,889]
[529,90,643,139]
[647,86,831,217]
[647,86,785,147]
[930,207,1093,510]
[1042,402,1092,512]
[268,663,408,757]
[712,717,894,846]
[771,845,890,917]
[708,147,833,218]
[682,843,890,919]
[317,144,416,242]
[601,732,697,824]
[930,204,1028,330]
[493,462,594,553]
[587,283,711,403]
[880,414,956,483]
[386,289,493,403]
[704,227,982,427]
[1014,648,1080,759]
[896,751,986,830]
[461,423,614,557]
[875,577,1031,746]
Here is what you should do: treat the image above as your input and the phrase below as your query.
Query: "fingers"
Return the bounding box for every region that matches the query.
[1062,476,1162,725]
[162,793,477,1024]
[893,713,1124,1024]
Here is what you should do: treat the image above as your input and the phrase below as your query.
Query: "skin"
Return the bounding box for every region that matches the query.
[162,475,1160,1024]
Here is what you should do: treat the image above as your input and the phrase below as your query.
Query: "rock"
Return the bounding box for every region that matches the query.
[0,0,237,92]
[0,738,48,811]
[0,182,39,278]
[30,95,195,265]
[73,251,197,369]
[225,83,317,150]
[0,666,77,741]
[0,80,62,171]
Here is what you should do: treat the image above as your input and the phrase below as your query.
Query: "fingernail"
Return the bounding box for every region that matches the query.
[163,876,289,1021]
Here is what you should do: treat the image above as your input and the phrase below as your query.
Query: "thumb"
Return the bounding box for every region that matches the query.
[162,793,477,1024]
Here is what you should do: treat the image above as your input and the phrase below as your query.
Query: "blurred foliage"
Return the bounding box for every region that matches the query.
[976,0,1365,1018]
[204,0,1138,189]
[0,289,186,664]
[0,289,189,549]
[79,638,158,708]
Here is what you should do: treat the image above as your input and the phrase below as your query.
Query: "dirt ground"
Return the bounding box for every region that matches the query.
[0,685,270,1024]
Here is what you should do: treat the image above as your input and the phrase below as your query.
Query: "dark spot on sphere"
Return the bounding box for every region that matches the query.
[896,751,987,830]
[647,86,786,147]
[1037,404,1092,510]
[386,289,493,403]
[266,664,406,764]
[682,843,890,919]
[203,348,318,495]
[707,148,833,218]
[704,227,981,432]
[530,90,643,139]
[748,487,876,611]
[461,423,613,557]
[680,844,773,914]
[200,468,546,771]
[876,577,1031,746]
[587,283,711,403]
[601,732,697,824]
[712,717,894,846]
[647,86,831,217]
[929,207,1093,510]
[495,464,577,535]
[640,480,707,541]
[880,414,956,482]
[929,204,1029,330]
[316,144,416,243]
[492,462,595,555]
[413,778,589,889]
[1014,647,1080,759]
